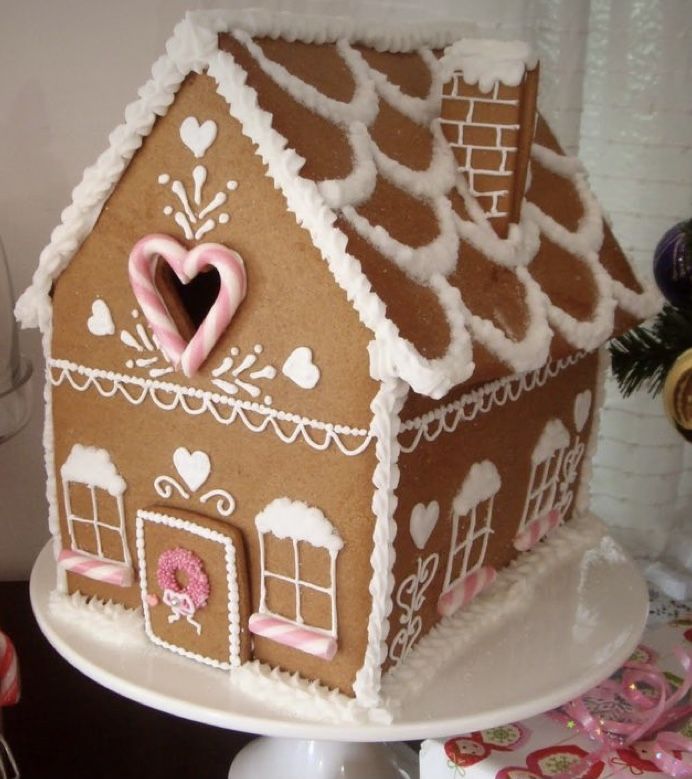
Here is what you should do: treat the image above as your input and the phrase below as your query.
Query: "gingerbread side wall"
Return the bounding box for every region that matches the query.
[385,352,600,673]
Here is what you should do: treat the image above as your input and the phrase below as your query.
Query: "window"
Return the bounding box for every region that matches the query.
[249,498,343,661]
[438,461,501,617]
[58,444,133,587]
[514,419,570,551]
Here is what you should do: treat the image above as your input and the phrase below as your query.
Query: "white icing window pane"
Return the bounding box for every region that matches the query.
[265,576,297,622]
[99,526,127,564]
[466,536,486,575]
[263,534,295,578]
[537,483,556,516]
[450,514,472,582]
[297,542,331,588]
[72,521,98,557]
[300,589,333,632]
[95,490,121,528]
[68,482,95,521]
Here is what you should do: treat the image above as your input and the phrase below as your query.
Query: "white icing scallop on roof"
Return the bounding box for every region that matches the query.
[60,444,127,496]
[16,9,659,400]
[255,498,344,552]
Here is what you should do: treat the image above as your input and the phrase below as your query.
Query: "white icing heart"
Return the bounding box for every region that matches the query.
[573,390,592,433]
[173,447,211,492]
[179,116,217,158]
[87,299,115,336]
[410,501,440,550]
[282,347,320,390]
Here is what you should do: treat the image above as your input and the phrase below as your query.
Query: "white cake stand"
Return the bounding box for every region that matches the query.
[30,538,649,779]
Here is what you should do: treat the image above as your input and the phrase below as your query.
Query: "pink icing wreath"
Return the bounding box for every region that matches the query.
[156,547,210,609]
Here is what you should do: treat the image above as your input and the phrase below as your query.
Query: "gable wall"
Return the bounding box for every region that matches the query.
[50,73,378,429]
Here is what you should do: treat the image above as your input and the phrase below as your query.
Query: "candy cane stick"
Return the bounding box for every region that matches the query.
[179,243,247,377]
[513,508,562,552]
[128,235,247,376]
[249,613,337,661]
[128,234,189,366]
[437,566,497,618]
[0,631,19,706]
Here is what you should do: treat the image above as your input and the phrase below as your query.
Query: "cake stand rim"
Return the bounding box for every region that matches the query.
[29,537,649,742]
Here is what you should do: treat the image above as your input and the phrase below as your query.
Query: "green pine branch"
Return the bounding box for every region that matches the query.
[610,302,692,398]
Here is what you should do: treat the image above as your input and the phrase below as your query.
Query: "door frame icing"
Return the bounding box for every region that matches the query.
[135,507,244,669]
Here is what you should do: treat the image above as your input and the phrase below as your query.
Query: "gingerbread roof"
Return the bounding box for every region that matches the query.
[16,10,658,399]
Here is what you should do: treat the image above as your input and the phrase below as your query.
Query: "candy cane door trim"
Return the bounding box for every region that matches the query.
[135,508,250,670]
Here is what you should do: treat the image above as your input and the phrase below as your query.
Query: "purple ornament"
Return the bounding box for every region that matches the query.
[653,221,692,307]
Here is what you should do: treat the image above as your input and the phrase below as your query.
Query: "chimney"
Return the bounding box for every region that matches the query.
[440,40,539,238]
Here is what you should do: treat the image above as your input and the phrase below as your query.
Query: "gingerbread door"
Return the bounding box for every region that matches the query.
[135,507,250,669]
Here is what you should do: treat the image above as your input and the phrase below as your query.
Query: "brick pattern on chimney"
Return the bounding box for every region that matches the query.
[441,76,524,238]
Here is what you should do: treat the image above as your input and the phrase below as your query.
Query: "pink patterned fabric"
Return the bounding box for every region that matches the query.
[156,547,209,609]
[513,508,561,552]
[58,549,133,587]
[437,565,497,618]
[128,234,247,377]
[249,613,337,661]
[0,631,19,707]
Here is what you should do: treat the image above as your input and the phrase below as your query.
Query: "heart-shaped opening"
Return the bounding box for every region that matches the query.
[155,259,221,339]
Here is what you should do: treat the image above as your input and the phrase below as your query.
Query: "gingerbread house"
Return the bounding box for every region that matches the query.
[16,10,657,714]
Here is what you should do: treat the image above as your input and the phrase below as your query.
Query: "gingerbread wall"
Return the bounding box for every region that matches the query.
[50,73,379,430]
[385,351,599,671]
[48,72,383,695]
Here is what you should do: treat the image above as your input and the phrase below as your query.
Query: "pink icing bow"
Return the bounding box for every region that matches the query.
[559,646,692,777]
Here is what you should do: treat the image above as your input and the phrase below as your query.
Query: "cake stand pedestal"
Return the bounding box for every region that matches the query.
[30,538,649,779]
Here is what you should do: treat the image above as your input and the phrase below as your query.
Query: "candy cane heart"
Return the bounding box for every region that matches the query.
[128,234,247,377]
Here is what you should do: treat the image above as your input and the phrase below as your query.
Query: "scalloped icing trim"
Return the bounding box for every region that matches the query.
[380,511,607,711]
[47,359,372,456]
[399,352,584,454]
[16,11,658,402]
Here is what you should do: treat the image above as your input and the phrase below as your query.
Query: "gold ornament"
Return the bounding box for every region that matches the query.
[663,348,692,430]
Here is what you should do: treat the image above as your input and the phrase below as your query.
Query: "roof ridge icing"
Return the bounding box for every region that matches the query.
[16,12,659,400]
